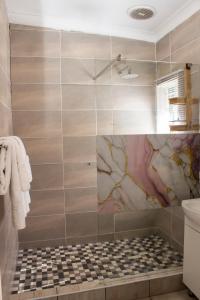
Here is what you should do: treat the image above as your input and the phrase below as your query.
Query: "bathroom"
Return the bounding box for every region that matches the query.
[1,0,200,299]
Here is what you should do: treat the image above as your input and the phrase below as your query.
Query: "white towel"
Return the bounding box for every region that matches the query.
[0,137,32,229]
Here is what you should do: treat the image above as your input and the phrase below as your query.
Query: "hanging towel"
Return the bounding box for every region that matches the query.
[0,136,32,230]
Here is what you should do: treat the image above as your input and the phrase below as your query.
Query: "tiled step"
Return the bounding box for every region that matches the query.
[10,269,185,300]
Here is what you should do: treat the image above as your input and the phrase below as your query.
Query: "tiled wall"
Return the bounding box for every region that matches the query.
[156,10,200,102]
[156,11,200,64]
[156,10,200,248]
[0,0,18,299]
[10,25,156,248]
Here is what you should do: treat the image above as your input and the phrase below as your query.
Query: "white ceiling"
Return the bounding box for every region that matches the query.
[5,0,200,42]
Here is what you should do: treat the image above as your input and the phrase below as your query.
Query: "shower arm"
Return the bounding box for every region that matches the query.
[92,54,122,81]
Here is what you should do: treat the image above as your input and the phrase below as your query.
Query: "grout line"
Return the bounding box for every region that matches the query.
[11,55,157,63]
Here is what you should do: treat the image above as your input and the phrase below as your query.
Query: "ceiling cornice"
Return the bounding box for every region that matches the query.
[7,0,200,43]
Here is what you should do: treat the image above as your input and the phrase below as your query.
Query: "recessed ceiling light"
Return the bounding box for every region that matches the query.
[127,5,156,20]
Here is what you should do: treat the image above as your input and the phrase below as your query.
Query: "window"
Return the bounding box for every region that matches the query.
[156,65,199,132]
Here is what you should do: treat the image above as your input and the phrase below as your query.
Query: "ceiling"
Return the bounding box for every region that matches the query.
[5,0,200,42]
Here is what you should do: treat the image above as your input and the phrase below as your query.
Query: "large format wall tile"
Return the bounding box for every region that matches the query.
[61,58,95,84]
[23,137,63,164]
[0,68,10,108]
[66,212,98,237]
[19,215,65,242]
[62,111,96,136]
[97,110,113,135]
[63,136,96,163]
[111,85,155,110]
[62,32,111,59]
[112,37,155,61]
[11,57,60,83]
[156,34,170,62]
[12,84,61,110]
[32,164,63,190]
[95,85,113,109]
[65,187,97,213]
[62,84,95,110]
[113,111,156,134]
[11,30,60,57]
[0,103,12,136]
[30,190,65,216]
[171,11,200,53]
[171,38,200,64]
[58,289,105,300]
[64,162,97,188]
[106,281,149,300]
[115,211,158,232]
[13,111,62,138]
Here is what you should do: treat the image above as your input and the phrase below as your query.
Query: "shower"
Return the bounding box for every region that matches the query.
[92,54,139,80]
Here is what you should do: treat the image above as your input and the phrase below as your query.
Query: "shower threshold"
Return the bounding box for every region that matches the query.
[11,234,184,300]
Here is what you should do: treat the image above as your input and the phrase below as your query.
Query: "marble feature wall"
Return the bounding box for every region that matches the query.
[0,0,18,299]
[97,134,200,213]
[10,24,156,247]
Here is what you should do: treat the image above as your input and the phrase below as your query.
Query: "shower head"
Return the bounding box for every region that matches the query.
[119,66,139,80]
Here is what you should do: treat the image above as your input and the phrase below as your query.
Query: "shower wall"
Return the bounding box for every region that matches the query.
[10,24,156,248]
[10,9,200,249]
[0,0,18,299]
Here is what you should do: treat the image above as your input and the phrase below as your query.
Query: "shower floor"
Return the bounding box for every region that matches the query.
[12,234,183,295]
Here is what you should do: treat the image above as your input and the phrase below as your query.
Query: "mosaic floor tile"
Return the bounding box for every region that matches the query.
[12,234,183,294]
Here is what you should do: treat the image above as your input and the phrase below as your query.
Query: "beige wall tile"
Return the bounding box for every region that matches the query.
[62,84,95,110]
[112,60,156,85]
[62,31,111,59]
[156,62,171,79]
[97,110,113,135]
[95,60,111,84]
[171,11,200,52]
[63,136,96,163]
[171,215,184,246]
[11,29,60,57]
[98,214,114,234]
[171,38,200,64]
[58,288,105,300]
[19,239,65,249]
[156,34,171,61]
[61,58,95,84]
[12,84,61,110]
[150,274,185,296]
[113,110,156,134]
[0,69,10,108]
[115,210,158,232]
[112,85,155,110]
[155,208,171,237]
[32,164,63,190]
[30,190,65,216]
[66,212,98,237]
[112,37,155,61]
[64,162,97,188]
[19,215,65,242]
[0,103,12,136]
[11,57,60,83]
[106,281,150,300]
[95,85,113,109]
[65,187,97,213]
[23,137,62,164]
[13,111,62,138]
[62,111,96,136]
[0,2,18,300]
